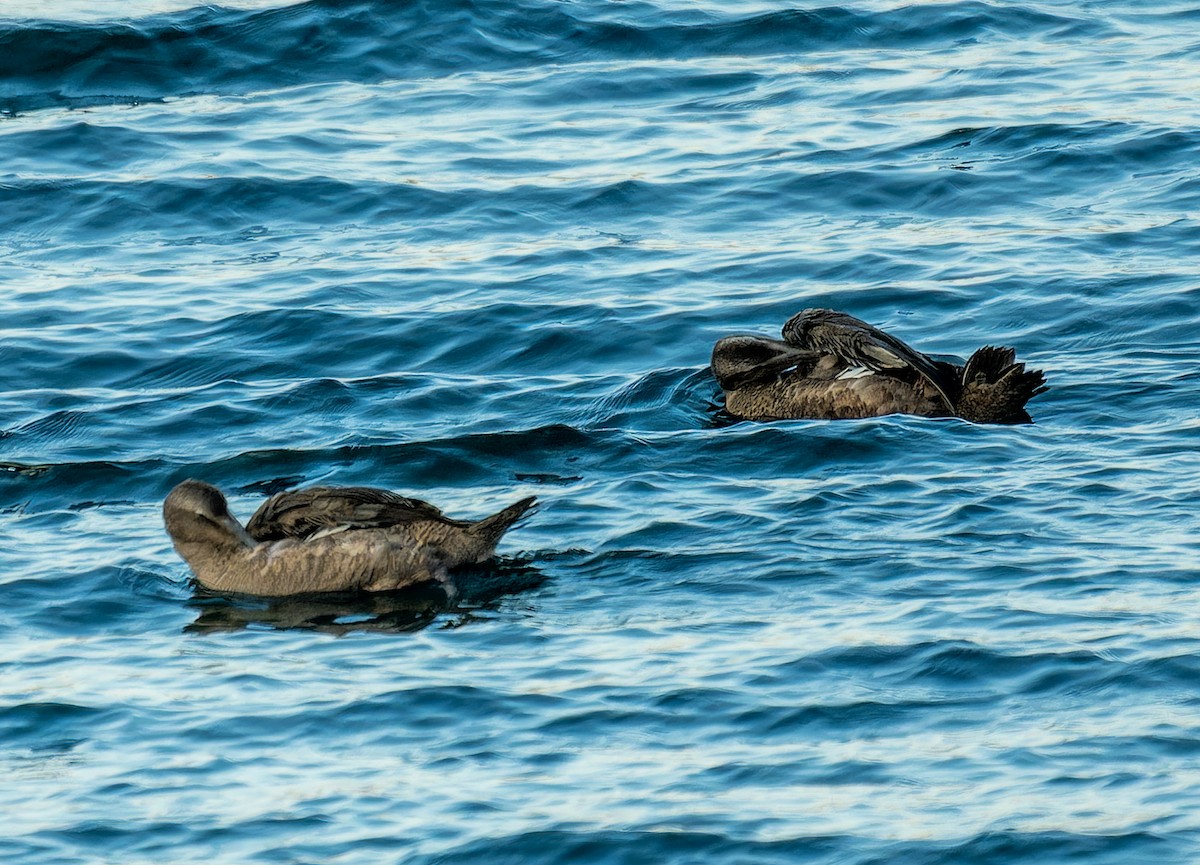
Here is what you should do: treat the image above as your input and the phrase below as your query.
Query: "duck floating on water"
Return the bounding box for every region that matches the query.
[163,480,536,597]
[712,308,1047,424]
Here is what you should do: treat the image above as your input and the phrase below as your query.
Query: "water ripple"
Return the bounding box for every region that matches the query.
[3,1,1200,863]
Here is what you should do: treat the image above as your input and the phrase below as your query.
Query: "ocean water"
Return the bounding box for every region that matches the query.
[3,1,1200,862]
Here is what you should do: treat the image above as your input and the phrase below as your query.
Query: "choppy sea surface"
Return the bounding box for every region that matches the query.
[4,1,1200,862]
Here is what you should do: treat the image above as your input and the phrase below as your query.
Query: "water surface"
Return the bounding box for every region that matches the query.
[3,2,1200,863]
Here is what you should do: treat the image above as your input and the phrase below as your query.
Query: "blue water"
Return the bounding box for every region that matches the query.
[4,1,1200,862]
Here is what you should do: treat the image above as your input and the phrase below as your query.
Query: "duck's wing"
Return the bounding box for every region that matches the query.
[782,308,956,411]
[245,486,448,542]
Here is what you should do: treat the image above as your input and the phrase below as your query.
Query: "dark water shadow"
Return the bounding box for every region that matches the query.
[184,558,546,636]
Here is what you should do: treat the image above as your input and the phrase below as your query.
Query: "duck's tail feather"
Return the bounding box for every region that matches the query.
[467,496,538,547]
[962,346,1014,384]
[957,346,1048,424]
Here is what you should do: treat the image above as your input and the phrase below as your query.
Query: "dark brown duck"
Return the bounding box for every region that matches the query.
[712,308,1047,424]
[163,480,536,596]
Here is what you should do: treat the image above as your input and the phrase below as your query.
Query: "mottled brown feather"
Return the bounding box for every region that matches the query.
[245,486,451,541]
[164,480,536,597]
[714,311,1046,424]
[782,308,957,412]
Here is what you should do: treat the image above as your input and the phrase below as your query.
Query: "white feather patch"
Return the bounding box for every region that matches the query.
[836,365,875,380]
[307,524,352,541]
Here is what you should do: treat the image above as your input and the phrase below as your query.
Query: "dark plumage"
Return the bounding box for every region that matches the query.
[712,308,1047,424]
[245,486,450,541]
[783,308,957,412]
[163,480,536,597]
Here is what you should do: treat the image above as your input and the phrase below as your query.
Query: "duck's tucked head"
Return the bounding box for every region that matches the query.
[711,335,815,390]
[163,479,255,550]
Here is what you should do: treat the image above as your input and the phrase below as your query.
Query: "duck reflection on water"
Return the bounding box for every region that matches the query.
[185,557,546,635]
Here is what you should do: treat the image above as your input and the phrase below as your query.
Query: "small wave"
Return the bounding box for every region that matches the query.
[578,366,716,431]
[1,0,1112,114]
[409,827,1181,865]
[0,423,604,511]
[0,176,471,240]
[0,701,110,748]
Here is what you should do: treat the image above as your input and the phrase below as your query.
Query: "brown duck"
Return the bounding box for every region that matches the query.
[163,480,536,596]
[712,308,1047,424]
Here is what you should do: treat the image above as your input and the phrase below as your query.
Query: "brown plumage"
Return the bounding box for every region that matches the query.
[712,309,1047,424]
[245,486,451,541]
[782,308,957,412]
[955,345,1049,424]
[163,479,536,597]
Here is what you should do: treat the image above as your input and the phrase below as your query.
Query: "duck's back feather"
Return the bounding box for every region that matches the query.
[783,308,957,411]
[245,486,450,542]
